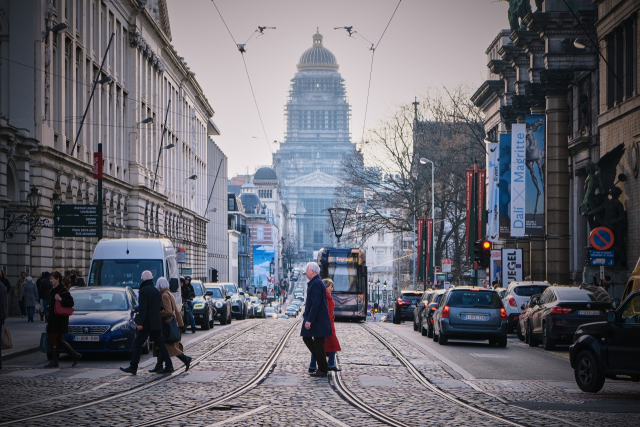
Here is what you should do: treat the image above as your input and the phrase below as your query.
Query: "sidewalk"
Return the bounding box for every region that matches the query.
[2,316,46,359]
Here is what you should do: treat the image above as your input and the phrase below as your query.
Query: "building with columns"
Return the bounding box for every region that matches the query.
[0,0,226,289]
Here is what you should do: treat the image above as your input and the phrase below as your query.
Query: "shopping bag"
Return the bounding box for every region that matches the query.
[40,332,49,353]
[1,327,13,350]
[162,316,181,344]
[35,301,41,312]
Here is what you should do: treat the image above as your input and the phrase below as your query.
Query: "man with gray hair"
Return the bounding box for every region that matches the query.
[301,262,332,377]
[121,270,173,375]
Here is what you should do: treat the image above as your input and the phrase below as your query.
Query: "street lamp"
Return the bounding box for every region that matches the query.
[420,158,435,290]
[3,186,52,242]
[327,207,351,244]
[51,190,63,207]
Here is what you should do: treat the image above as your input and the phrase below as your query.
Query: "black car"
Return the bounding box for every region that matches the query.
[219,283,248,320]
[393,291,423,324]
[570,290,640,392]
[528,285,612,350]
[204,283,233,325]
[413,290,434,331]
[190,280,215,330]
[419,289,447,338]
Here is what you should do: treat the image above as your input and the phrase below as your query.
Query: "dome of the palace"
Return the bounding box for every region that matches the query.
[254,167,277,181]
[297,29,339,72]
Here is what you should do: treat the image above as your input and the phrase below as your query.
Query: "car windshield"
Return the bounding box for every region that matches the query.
[204,287,223,298]
[88,259,163,289]
[327,265,359,292]
[71,290,129,311]
[191,283,203,296]
[250,297,259,303]
[265,307,275,313]
[448,290,502,309]
[514,285,549,297]
[401,293,422,303]
[223,284,238,294]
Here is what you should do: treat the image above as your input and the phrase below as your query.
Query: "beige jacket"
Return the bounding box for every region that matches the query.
[160,288,184,328]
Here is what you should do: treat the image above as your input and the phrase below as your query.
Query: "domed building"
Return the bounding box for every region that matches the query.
[273,29,354,259]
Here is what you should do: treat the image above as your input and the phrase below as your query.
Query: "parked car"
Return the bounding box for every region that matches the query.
[366,311,375,322]
[621,258,640,301]
[61,287,150,357]
[569,290,640,392]
[502,281,550,334]
[413,290,434,331]
[189,280,215,330]
[528,285,612,350]
[419,289,447,338]
[518,293,541,343]
[432,287,508,347]
[218,282,248,320]
[204,283,232,325]
[393,291,424,324]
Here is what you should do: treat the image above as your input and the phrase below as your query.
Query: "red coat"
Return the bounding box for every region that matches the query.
[324,292,341,352]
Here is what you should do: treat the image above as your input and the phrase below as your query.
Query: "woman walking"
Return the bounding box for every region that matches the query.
[19,276,39,322]
[309,278,341,373]
[149,278,192,373]
[44,270,81,368]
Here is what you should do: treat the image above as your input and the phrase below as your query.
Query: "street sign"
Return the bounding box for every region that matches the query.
[590,257,615,266]
[53,204,98,216]
[590,250,615,258]
[590,227,614,251]
[600,266,605,280]
[54,226,99,238]
[54,215,99,227]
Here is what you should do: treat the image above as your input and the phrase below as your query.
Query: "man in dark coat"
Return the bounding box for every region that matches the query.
[121,271,173,375]
[301,262,332,377]
[37,272,53,321]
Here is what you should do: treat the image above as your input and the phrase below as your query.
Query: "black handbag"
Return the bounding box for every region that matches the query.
[162,316,181,344]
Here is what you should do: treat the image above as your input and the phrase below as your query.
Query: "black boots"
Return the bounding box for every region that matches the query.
[191,326,197,334]
[119,366,137,375]
[44,346,59,368]
[62,342,82,367]
[149,362,164,373]
[39,312,44,321]
[177,354,192,371]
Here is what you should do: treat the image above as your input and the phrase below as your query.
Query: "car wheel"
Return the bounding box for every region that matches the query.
[497,336,508,348]
[413,319,419,331]
[517,323,525,342]
[528,323,540,347]
[489,339,498,346]
[433,332,439,342]
[202,311,210,330]
[420,321,428,336]
[574,350,605,393]
[427,323,434,339]
[543,323,555,351]
[210,313,215,329]
[438,334,448,345]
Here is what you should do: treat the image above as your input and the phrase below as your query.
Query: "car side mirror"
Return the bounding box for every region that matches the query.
[239,291,245,296]
[169,278,179,293]
[611,298,620,310]
[205,290,213,296]
[606,311,616,323]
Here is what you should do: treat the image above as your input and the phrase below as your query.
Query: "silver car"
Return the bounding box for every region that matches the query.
[433,287,508,347]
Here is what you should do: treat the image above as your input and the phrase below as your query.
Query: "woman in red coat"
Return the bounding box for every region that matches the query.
[308,278,342,373]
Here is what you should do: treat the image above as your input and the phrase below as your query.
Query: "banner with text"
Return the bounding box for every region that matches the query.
[501,248,523,286]
[524,115,545,236]
[417,218,424,281]
[499,134,511,239]
[465,169,474,257]
[490,250,502,286]
[426,218,433,283]
[487,143,500,241]
[510,125,526,237]
[477,169,486,241]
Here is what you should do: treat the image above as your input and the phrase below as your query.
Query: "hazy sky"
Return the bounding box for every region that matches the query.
[165,0,511,177]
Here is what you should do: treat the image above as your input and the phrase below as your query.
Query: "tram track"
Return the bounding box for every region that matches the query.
[0,321,263,426]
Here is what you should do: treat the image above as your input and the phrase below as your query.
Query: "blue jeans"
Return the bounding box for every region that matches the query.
[309,352,336,370]
[185,301,196,329]
[129,329,172,370]
[40,299,49,317]
[26,306,35,319]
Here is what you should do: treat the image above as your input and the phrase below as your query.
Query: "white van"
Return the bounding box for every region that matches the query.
[87,238,182,306]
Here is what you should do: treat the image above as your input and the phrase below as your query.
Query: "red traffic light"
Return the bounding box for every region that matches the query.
[482,241,491,250]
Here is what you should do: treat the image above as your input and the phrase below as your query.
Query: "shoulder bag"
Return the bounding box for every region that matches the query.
[1,326,12,350]
[162,315,181,344]
[54,300,74,317]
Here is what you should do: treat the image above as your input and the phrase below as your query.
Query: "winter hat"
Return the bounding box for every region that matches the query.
[141,270,153,281]
[26,276,33,282]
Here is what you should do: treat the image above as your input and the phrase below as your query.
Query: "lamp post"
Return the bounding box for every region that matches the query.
[3,186,52,242]
[420,158,435,287]
[327,207,351,245]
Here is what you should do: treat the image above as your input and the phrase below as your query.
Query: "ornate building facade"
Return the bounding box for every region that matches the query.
[273,30,354,260]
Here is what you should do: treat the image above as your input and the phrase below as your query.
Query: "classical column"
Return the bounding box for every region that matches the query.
[543,71,573,284]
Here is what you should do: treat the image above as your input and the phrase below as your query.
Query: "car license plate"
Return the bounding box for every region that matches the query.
[578,310,600,316]
[74,335,99,342]
[463,314,488,321]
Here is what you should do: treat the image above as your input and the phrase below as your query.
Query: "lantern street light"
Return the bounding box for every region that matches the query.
[327,207,351,244]
[3,186,52,242]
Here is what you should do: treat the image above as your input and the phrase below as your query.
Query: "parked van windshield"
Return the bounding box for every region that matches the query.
[88,259,163,289]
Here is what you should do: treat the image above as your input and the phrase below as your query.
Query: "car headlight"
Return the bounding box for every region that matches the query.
[256,307,263,311]
[111,321,129,332]
[215,301,223,308]
[272,314,278,318]
[193,303,205,310]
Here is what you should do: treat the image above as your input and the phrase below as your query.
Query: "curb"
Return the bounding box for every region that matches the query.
[1,346,41,361]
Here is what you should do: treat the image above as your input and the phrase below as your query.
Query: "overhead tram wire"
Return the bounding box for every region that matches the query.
[210,0,273,154]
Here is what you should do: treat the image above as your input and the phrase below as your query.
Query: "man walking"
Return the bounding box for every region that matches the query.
[181,276,197,333]
[120,271,173,375]
[301,262,332,377]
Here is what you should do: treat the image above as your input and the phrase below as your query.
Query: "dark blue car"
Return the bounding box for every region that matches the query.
[61,286,150,356]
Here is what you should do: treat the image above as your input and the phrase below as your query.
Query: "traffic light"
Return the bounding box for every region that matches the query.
[474,240,483,270]
[474,240,492,269]
[211,269,218,283]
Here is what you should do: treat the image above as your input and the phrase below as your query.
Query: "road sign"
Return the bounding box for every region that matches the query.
[590,257,615,266]
[54,226,99,238]
[53,204,98,216]
[590,250,615,258]
[600,266,605,280]
[590,227,614,251]
[54,215,99,227]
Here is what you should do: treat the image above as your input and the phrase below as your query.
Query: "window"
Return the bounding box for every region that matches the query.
[314,230,323,244]
[621,295,640,324]
[257,226,264,241]
[606,16,637,108]
[376,250,384,265]
[377,232,384,242]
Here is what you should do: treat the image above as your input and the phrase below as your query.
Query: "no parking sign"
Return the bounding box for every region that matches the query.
[590,227,614,251]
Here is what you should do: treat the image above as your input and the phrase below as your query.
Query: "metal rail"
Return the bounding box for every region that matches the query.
[0,322,263,426]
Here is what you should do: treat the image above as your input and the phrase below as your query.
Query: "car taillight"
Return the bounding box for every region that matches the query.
[550,306,572,314]
[500,307,507,321]
[430,306,437,311]
[442,305,450,319]
[509,297,517,307]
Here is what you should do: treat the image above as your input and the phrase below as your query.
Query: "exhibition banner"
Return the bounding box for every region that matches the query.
[510,125,526,237]
[426,218,433,282]
[524,115,545,236]
[465,169,474,257]
[490,250,502,286]
[477,169,486,241]
[487,143,500,241]
[501,248,523,286]
[417,218,424,281]
[253,245,275,287]
[499,133,511,239]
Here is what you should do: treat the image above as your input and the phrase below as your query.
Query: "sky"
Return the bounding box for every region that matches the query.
[165,0,512,177]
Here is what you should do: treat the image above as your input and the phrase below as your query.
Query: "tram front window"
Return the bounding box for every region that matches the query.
[328,265,358,292]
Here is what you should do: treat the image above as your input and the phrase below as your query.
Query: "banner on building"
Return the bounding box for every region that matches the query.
[501,248,523,286]
[477,168,486,241]
[489,250,502,286]
[417,218,424,281]
[487,143,500,241]
[511,125,526,237]
[465,169,474,257]
[253,245,275,288]
[499,134,511,238]
[426,218,433,283]
[419,218,427,282]
[441,259,451,273]
[525,115,545,236]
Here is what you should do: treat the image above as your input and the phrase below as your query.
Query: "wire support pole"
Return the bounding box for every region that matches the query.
[152,98,171,191]
[70,32,114,157]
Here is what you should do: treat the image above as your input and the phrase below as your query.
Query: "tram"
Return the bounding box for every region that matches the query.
[317,248,367,322]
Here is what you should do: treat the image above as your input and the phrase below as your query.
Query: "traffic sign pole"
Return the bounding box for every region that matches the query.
[98,143,103,240]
